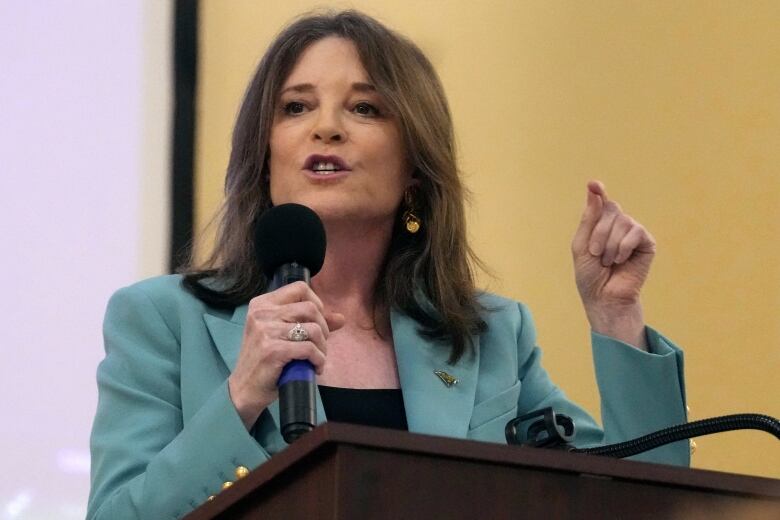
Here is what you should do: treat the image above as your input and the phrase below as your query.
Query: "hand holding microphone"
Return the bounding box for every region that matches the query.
[227,204,344,439]
[227,282,343,431]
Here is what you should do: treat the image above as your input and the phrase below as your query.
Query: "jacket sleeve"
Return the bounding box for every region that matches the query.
[514,302,690,466]
[87,285,270,520]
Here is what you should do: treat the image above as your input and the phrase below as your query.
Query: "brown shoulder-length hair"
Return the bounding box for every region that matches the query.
[182,10,486,363]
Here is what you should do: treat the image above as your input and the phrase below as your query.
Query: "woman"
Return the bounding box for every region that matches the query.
[88,10,688,519]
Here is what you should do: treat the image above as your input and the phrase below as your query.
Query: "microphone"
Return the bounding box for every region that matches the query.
[506,407,780,458]
[254,203,327,443]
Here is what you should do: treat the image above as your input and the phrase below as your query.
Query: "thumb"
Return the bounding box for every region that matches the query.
[325,311,346,332]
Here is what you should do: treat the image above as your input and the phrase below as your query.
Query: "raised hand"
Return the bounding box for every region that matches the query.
[571,181,655,349]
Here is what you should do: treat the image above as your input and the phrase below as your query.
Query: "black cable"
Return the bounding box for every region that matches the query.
[572,413,779,458]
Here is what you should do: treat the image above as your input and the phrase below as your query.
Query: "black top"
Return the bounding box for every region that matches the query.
[318,385,408,431]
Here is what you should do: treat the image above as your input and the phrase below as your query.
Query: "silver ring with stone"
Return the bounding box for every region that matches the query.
[287,322,309,342]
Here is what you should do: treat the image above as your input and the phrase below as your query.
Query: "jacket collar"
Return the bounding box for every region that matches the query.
[203,303,480,439]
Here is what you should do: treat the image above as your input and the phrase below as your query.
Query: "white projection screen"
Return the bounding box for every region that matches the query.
[0,2,172,518]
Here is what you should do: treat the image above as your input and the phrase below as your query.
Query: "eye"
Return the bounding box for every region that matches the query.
[282,101,307,115]
[353,102,380,117]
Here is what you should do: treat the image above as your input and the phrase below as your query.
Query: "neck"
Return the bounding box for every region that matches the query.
[310,218,394,315]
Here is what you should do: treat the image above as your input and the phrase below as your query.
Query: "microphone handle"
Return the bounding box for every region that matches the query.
[270,263,317,443]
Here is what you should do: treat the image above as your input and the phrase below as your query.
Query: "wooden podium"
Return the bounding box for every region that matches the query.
[185,423,779,519]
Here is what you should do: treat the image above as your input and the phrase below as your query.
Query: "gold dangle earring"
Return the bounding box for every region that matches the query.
[402,189,421,234]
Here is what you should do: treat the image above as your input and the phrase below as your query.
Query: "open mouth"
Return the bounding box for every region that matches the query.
[304,154,351,175]
[311,162,342,175]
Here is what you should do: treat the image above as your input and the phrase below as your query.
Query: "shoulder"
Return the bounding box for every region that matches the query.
[106,275,225,332]
[109,274,197,308]
[475,291,538,346]
[476,291,532,325]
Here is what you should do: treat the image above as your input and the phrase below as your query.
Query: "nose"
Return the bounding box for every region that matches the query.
[312,108,345,144]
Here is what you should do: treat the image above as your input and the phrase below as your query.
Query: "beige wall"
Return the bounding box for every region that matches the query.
[196,0,779,478]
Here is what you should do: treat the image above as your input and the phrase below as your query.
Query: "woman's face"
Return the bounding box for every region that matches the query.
[269,37,413,227]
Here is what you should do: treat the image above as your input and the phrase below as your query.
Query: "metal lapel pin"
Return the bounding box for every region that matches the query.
[434,370,458,387]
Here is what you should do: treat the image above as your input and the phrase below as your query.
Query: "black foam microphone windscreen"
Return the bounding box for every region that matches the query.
[254,203,326,278]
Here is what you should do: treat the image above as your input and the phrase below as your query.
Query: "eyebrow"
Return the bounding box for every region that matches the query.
[279,82,377,96]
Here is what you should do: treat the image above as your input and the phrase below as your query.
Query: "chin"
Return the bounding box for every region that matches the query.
[276,194,350,217]
[312,203,396,229]
[272,191,397,227]
[308,205,364,223]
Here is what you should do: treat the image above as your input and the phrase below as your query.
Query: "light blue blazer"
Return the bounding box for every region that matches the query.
[88,275,689,519]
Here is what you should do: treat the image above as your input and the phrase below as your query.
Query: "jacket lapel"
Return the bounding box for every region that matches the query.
[203,305,328,429]
[391,309,480,438]
[202,308,244,372]
[203,304,480,439]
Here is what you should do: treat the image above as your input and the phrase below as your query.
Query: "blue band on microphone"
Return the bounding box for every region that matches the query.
[278,360,315,385]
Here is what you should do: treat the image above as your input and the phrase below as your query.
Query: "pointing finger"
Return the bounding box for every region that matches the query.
[589,200,621,256]
[587,180,608,201]
[572,181,605,253]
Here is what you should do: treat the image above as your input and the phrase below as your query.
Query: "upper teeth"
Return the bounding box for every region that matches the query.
[312,162,339,172]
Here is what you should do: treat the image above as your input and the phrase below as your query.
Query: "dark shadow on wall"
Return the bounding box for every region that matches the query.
[171,0,197,272]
